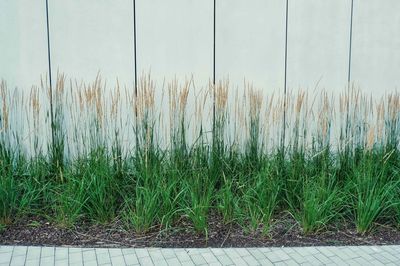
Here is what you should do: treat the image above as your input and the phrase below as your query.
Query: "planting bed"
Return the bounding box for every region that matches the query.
[1,214,400,248]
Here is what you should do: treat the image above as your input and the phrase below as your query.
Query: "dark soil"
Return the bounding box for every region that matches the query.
[1,213,400,248]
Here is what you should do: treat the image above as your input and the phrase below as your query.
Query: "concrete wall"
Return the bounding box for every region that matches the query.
[351,0,400,95]
[0,0,48,89]
[1,0,400,94]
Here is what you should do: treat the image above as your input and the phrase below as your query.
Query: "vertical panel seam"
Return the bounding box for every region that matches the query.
[282,0,289,150]
[45,0,53,90]
[348,0,354,85]
[213,0,216,86]
[212,0,216,133]
[133,0,139,149]
[133,0,138,95]
[45,0,55,152]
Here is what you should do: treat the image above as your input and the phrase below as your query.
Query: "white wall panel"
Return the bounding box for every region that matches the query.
[351,0,400,94]
[136,0,213,87]
[49,0,134,87]
[0,0,48,89]
[286,0,351,92]
[217,0,286,91]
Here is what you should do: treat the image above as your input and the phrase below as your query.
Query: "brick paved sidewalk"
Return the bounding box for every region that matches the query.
[1,245,399,265]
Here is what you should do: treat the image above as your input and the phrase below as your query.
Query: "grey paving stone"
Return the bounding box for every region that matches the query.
[313,253,332,264]
[282,248,297,255]
[0,249,12,264]
[122,248,136,255]
[248,248,266,260]
[189,254,207,265]
[316,246,335,257]
[327,255,349,266]
[360,253,376,262]
[138,256,154,266]
[215,254,234,266]
[154,259,169,266]
[83,249,97,263]
[0,246,13,253]
[388,245,400,254]
[293,247,308,256]
[201,251,219,264]
[233,256,254,266]
[162,249,177,259]
[378,251,400,263]
[178,260,195,266]
[11,246,27,257]
[24,260,40,266]
[256,258,274,266]
[242,255,261,266]
[210,248,225,256]
[110,255,127,265]
[96,250,112,265]
[54,247,68,261]
[285,259,302,266]
[148,248,165,261]
[54,260,69,266]
[257,248,271,253]
[166,257,181,266]
[39,256,54,266]
[135,248,150,258]
[284,251,308,264]
[96,248,109,254]
[26,246,41,261]
[331,248,359,260]
[363,246,382,254]
[224,248,241,259]
[9,253,26,266]
[185,248,203,255]
[68,247,81,253]
[124,253,139,265]
[264,249,290,263]
[175,250,191,262]
[84,261,100,266]
[371,252,392,264]
[82,248,95,252]
[41,247,55,258]
[69,251,83,264]
[235,248,251,257]
[351,256,372,265]
[208,262,222,266]
[302,255,324,266]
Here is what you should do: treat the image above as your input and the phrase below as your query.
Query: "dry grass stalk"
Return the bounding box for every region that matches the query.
[111,81,121,119]
[30,86,40,128]
[0,80,9,131]
[137,73,155,120]
[215,80,228,113]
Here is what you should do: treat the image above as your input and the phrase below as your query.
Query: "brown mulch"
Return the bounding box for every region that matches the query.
[1,213,400,248]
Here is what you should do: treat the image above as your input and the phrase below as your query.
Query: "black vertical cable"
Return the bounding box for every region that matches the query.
[348,0,354,84]
[133,0,138,95]
[212,0,216,133]
[282,0,289,151]
[284,0,288,97]
[45,0,55,152]
[133,0,139,149]
[213,0,216,86]
[45,0,53,90]
[345,0,354,143]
